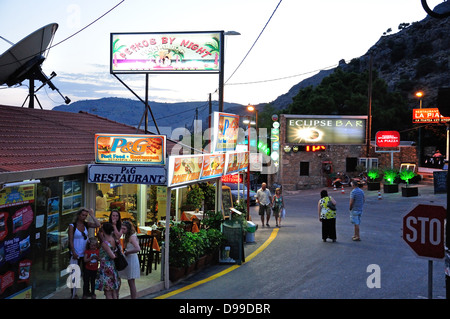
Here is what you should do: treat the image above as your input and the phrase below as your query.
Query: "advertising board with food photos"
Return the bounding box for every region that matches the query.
[95,134,166,165]
[167,151,248,187]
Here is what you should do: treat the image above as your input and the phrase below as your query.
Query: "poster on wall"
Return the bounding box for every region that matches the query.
[0,185,35,209]
[211,112,240,153]
[285,115,367,145]
[0,186,35,299]
[111,31,222,74]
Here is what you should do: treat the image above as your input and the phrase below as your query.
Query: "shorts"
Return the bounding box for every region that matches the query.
[259,205,271,216]
[350,210,362,225]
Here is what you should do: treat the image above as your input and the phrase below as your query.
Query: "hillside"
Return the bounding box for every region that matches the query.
[53,97,246,134]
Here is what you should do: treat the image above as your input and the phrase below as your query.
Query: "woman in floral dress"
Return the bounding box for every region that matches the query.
[95,222,121,299]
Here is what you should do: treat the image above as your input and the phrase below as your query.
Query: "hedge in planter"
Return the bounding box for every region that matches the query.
[367,168,381,191]
[400,169,418,197]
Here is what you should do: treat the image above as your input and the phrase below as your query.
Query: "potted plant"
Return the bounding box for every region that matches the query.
[400,169,419,197]
[366,168,381,191]
[186,184,205,211]
[168,222,197,281]
[383,168,399,193]
[205,228,226,265]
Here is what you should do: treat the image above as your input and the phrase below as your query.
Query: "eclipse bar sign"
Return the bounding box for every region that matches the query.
[375,131,400,147]
[110,31,222,74]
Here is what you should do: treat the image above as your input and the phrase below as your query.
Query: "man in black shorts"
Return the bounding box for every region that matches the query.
[256,183,272,227]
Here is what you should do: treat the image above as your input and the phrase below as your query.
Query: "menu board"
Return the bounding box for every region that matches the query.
[221,186,233,216]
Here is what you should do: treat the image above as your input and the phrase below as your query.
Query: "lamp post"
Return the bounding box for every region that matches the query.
[415,91,424,166]
[218,31,240,112]
[244,105,257,220]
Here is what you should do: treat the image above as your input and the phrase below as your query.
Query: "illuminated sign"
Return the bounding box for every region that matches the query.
[211,112,240,153]
[222,174,243,184]
[412,108,450,123]
[271,124,280,167]
[88,164,166,185]
[285,115,367,145]
[111,31,222,74]
[95,134,166,165]
[257,141,270,155]
[376,131,400,147]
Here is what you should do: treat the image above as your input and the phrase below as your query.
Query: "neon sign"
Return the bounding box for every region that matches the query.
[222,174,243,183]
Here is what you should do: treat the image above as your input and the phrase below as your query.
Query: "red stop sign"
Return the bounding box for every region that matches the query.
[402,204,446,259]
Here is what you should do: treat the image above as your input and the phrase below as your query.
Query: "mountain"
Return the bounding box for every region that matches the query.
[53,97,246,134]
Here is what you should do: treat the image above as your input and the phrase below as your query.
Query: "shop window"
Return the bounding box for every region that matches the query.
[358,158,379,170]
[300,162,309,176]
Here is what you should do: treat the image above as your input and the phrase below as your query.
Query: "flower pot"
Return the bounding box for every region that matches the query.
[383,184,398,193]
[169,266,186,282]
[367,181,380,191]
[402,186,418,197]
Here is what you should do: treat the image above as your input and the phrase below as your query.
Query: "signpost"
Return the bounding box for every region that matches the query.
[402,204,446,298]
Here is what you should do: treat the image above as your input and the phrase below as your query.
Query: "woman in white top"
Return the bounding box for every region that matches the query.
[68,207,100,299]
[119,221,141,299]
[68,208,101,262]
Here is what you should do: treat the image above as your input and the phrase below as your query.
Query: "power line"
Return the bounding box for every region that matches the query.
[226,63,340,86]
[224,0,283,85]
[0,1,125,68]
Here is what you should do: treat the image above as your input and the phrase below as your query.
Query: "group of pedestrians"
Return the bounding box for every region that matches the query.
[256,180,365,243]
[68,208,141,299]
[317,180,365,242]
[255,183,285,228]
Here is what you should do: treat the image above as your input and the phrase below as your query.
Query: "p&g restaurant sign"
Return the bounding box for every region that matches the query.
[95,134,166,165]
[88,164,166,185]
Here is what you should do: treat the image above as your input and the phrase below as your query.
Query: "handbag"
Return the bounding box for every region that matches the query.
[114,244,128,271]
[327,198,336,211]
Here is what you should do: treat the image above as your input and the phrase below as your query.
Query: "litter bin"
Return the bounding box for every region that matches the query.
[245,221,257,243]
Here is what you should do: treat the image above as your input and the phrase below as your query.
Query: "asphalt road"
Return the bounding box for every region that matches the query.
[142,184,447,302]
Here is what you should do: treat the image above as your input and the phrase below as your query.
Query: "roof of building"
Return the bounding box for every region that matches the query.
[0,104,179,174]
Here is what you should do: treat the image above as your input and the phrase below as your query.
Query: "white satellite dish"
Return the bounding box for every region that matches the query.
[0,23,70,108]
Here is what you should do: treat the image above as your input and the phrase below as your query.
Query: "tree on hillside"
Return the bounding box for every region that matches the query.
[283,68,412,141]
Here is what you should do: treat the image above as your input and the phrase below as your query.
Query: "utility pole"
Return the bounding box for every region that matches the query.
[366,55,373,157]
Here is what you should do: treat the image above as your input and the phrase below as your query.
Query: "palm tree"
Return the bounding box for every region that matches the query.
[205,37,220,67]
[112,38,126,67]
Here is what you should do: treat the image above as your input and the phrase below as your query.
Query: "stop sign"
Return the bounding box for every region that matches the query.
[402,204,446,259]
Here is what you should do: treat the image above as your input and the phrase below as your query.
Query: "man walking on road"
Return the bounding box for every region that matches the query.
[349,181,365,241]
[256,183,272,227]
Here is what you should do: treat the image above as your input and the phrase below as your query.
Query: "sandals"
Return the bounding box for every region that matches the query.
[352,236,361,241]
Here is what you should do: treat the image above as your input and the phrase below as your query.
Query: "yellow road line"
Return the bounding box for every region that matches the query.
[154,228,279,299]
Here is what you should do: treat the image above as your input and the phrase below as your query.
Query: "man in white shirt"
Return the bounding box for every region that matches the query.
[256,183,272,227]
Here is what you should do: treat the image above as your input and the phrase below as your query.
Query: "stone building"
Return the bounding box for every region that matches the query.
[269,114,418,191]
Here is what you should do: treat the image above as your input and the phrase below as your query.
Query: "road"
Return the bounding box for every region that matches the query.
[142,184,447,302]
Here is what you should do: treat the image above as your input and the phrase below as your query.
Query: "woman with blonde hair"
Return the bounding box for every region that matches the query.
[119,221,141,299]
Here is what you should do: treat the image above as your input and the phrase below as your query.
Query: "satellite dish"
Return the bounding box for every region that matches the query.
[0,23,70,108]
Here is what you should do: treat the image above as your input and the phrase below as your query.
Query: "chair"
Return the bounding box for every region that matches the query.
[151,230,162,270]
[137,235,154,275]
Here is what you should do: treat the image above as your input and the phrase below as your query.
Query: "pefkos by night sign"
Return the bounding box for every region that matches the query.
[110,31,222,74]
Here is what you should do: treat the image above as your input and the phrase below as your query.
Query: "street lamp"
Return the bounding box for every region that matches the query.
[245,105,258,220]
[415,91,424,165]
